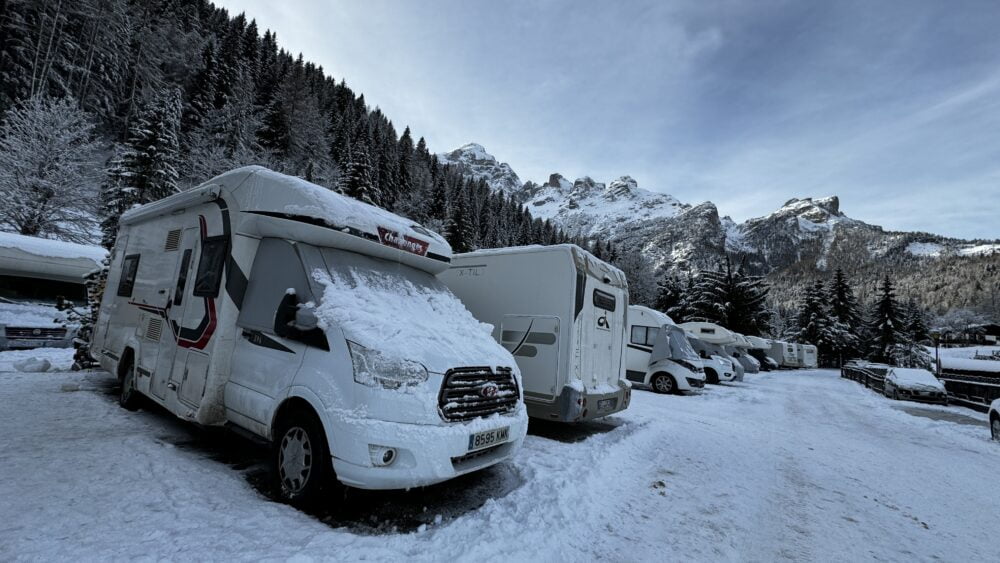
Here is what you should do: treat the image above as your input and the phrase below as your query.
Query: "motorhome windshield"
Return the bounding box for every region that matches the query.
[311,248,513,373]
[666,325,700,361]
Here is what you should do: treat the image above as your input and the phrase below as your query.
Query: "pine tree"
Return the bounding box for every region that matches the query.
[687,257,772,335]
[869,275,903,363]
[340,140,379,205]
[99,87,181,246]
[446,185,475,252]
[655,276,684,318]
[610,244,657,306]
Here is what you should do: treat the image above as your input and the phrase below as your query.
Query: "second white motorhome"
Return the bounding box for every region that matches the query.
[767,340,800,368]
[92,166,528,505]
[745,335,778,371]
[441,244,631,422]
[679,322,737,384]
[625,305,706,394]
[799,344,818,368]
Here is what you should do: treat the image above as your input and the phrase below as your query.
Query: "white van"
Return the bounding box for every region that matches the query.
[679,322,737,384]
[625,305,705,394]
[745,336,778,371]
[727,334,760,375]
[799,344,818,368]
[441,244,631,422]
[92,166,528,504]
[0,232,106,349]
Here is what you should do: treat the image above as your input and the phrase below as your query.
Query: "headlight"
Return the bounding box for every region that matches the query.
[677,360,703,373]
[348,341,428,389]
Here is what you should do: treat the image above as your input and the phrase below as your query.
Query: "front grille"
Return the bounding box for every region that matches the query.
[687,377,705,388]
[5,327,67,339]
[438,367,519,422]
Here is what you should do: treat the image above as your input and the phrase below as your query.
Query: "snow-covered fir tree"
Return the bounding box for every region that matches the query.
[687,257,772,336]
[610,244,657,306]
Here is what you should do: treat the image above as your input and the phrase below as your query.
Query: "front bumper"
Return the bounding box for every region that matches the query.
[0,336,74,350]
[685,377,706,389]
[330,408,529,490]
[898,389,948,403]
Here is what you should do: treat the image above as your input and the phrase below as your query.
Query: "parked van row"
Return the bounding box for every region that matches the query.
[90,166,817,506]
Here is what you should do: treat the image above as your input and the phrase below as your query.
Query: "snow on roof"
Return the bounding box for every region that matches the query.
[0,232,106,265]
[888,367,945,390]
[628,305,673,327]
[219,166,451,258]
[940,356,1000,374]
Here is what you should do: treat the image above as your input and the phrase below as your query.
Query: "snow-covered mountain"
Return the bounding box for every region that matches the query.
[437,143,523,197]
[441,143,1000,313]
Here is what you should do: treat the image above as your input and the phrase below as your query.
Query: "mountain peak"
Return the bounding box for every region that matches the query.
[437,143,522,196]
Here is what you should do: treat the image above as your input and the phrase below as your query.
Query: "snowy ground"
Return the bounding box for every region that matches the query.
[2,350,999,561]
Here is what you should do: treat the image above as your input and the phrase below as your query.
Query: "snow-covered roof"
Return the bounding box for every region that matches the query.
[628,305,673,327]
[888,368,945,390]
[0,232,106,282]
[122,166,453,274]
[678,322,737,345]
[940,356,1000,374]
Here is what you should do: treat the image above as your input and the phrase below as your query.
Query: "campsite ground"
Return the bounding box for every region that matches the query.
[1,348,997,561]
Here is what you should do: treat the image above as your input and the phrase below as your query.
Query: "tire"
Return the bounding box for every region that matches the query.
[119,361,142,411]
[991,415,1000,442]
[651,373,676,394]
[892,389,899,401]
[273,409,332,507]
[704,368,719,385]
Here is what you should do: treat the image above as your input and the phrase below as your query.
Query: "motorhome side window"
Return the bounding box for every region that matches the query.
[630,326,658,347]
[116,254,140,297]
[173,249,193,306]
[593,289,616,311]
[192,237,227,297]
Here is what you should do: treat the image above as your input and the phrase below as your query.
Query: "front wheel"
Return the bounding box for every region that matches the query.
[651,373,676,394]
[273,410,332,506]
[991,415,1000,442]
[704,368,719,385]
[892,389,900,401]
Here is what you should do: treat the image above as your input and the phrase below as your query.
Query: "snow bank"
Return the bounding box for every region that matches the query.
[0,231,105,265]
[887,367,945,391]
[311,265,516,375]
[0,348,74,372]
[13,357,52,372]
[906,241,944,257]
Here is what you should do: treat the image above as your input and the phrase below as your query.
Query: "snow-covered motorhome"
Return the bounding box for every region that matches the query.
[0,232,106,350]
[727,334,760,375]
[679,322,737,383]
[441,244,631,422]
[799,344,818,369]
[624,305,705,394]
[767,340,800,368]
[745,335,778,371]
[92,166,528,504]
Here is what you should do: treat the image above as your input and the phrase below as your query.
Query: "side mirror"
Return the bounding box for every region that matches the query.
[293,307,319,331]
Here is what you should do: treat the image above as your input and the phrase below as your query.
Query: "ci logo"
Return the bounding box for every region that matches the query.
[597,314,610,331]
[480,383,499,398]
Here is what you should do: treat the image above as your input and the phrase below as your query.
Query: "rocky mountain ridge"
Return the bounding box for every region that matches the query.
[439,143,1000,315]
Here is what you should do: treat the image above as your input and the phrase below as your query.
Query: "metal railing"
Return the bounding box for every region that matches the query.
[841,363,890,394]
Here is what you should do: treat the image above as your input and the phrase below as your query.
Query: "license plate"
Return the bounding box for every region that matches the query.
[598,398,618,412]
[468,426,510,452]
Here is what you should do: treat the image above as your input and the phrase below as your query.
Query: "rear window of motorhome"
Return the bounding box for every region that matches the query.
[593,289,616,311]
[630,326,659,347]
[117,255,140,297]
[193,237,227,297]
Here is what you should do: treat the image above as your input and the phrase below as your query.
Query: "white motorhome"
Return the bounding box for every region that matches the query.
[441,245,631,422]
[727,333,760,375]
[92,166,528,504]
[624,305,705,394]
[767,340,800,368]
[679,322,737,383]
[745,335,778,371]
[799,344,818,368]
[0,232,106,349]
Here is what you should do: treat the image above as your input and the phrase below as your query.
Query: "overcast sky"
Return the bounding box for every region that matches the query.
[216,0,1000,239]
